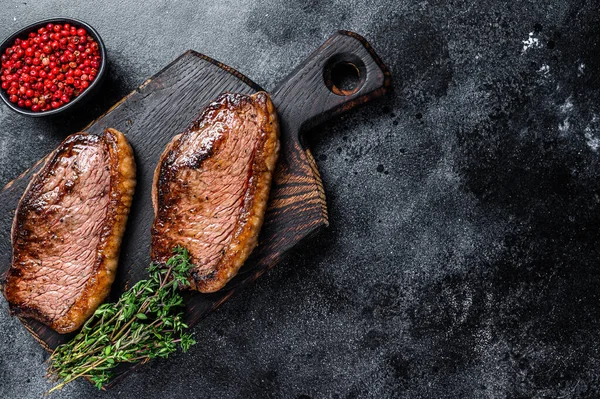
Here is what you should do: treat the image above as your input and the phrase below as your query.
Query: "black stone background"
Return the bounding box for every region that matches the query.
[0,0,599,398]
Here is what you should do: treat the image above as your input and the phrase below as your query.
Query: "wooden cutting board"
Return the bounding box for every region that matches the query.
[0,30,390,386]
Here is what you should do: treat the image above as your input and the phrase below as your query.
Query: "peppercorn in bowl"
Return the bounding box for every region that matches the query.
[0,18,106,117]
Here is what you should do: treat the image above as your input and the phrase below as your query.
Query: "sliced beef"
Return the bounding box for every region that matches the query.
[151,92,280,292]
[3,128,136,334]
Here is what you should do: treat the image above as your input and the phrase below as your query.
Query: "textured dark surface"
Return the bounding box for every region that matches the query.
[0,0,599,398]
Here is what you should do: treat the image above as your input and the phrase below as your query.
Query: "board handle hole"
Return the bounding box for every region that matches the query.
[324,54,366,96]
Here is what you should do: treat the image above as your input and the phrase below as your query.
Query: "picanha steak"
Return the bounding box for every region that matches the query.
[2,128,136,334]
[151,92,280,293]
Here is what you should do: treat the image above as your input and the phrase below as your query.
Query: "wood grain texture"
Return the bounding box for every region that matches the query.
[0,30,390,387]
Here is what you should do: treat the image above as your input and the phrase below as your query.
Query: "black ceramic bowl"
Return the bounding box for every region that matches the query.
[0,18,106,117]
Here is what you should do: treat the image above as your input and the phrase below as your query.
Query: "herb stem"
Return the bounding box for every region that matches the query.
[48,357,108,394]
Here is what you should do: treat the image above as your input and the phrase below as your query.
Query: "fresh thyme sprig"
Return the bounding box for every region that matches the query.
[46,247,197,393]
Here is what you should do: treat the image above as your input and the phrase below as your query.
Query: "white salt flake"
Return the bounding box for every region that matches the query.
[559,96,573,113]
[585,127,600,152]
[522,32,541,53]
[558,118,570,134]
[538,64,550,75]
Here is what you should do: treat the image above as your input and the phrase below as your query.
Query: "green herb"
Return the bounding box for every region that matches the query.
[46,247,197,393]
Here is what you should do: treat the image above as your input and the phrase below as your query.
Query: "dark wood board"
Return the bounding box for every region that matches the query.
[0,30,391,386]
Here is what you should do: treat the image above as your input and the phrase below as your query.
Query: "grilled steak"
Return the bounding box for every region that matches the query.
[151,92,280,292]
[3,128,136,334]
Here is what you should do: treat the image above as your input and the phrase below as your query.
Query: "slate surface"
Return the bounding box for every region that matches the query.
[0,0,599,398]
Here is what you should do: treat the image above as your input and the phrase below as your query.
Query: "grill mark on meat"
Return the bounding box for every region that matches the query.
[3,129,136,334]
[151,92,279,292]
